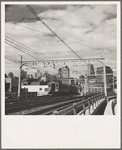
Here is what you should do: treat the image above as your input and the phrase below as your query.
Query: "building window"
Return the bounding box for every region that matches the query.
[45,88,48,91]
[40,88,42,90]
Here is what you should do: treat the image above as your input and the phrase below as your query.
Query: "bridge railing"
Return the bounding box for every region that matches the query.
[104,95,117,115]
[52,93,105,115]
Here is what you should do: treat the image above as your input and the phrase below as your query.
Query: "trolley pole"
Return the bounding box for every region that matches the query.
[18,56,22,97]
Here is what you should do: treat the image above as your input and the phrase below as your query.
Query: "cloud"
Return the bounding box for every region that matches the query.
[5,4,117,77]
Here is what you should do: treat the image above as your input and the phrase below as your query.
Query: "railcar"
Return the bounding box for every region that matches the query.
[21,85,49,96]
[48,81,78,95]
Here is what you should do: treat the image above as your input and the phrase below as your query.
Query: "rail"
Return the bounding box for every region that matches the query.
[52,93,105,115]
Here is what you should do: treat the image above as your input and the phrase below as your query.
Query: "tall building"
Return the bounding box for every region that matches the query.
[87,64,96,81]
[35,70,42,79]
[5,77,18,92]
[21,70,27,79]
[41,72,57,82]
[96,66,113,85]
[88,64,95,75]
[58,66,70,78]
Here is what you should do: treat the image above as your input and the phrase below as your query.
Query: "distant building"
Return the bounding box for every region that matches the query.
[5,77,18,92]
[88,64,95,75]
[8,72,14,78]
[21,70,27,79]
[58,66,70,78]
[59,77,78,86]
[49,74,57,82]
[41,72,50,82]
[96,66,113,88]
[21,78,38,85]
[35,70,42,79]
[28,74,33,79]
[87,64,96,81]
[41,72,57,82]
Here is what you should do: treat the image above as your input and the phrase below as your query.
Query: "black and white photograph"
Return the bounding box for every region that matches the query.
[2,1,121,149]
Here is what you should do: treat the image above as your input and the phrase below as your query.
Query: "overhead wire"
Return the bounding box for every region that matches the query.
[26,5,83,60]
[7,22,114,51]
[5,54,56,74]
[5,36,86,76]
[5,22,76,58]
[6,4,95,76]
[5,35,69,69]
[5,36,72,75]
[6,21,109,64]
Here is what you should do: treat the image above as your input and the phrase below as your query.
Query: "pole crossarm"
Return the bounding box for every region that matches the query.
[19,63,27,69]
[20,57,105,63]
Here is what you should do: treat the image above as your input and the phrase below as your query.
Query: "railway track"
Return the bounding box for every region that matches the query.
[5,93,98,115]
[5,95,82,114]
[25,97,84,115]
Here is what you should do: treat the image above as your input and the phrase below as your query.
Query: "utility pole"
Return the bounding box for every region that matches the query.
[103,64,107,100]
[98,60,107,101]
[18,56,22,97]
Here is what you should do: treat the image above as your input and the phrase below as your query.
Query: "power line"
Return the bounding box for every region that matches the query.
[5,35,51,61]
[7,22,115,52]
[6,36,102,77]
[5,36,85,76]
[5,54,56,74]
[5,36,69,75]
[26,5,83,60]
[5,35,68,69]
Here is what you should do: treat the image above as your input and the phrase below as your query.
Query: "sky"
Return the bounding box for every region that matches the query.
[5,3,117,78]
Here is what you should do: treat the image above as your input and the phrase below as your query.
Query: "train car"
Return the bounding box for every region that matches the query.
[48,81,59,94]
[48,81,78,95]
[70,85,78,94]
[21,85,49,96]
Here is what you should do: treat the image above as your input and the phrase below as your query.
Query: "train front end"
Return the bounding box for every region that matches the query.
[48,82,59,95]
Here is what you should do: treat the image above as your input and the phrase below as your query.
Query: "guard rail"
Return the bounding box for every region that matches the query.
[52,93,105,115]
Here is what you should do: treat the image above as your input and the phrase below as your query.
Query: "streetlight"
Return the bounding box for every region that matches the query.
[18,56,27,97]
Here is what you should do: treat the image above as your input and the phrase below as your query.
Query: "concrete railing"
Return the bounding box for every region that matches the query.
[104,95,117,115]
[52,94,105,115]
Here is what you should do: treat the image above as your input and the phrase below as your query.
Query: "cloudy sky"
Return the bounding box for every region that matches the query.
[5,3,117,77]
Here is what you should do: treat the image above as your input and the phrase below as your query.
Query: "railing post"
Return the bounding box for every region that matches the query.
[94,97,96,107]
[92,98,94,110]
[73,103,77,115]
[52,111,59,115]
[97,96,99,105]
[83,103,85,115]
[88,101,91,114]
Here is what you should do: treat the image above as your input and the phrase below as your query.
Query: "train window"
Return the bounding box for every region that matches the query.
[45,88,48,91]
[40,88,42,90]
[56,84,58,87]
